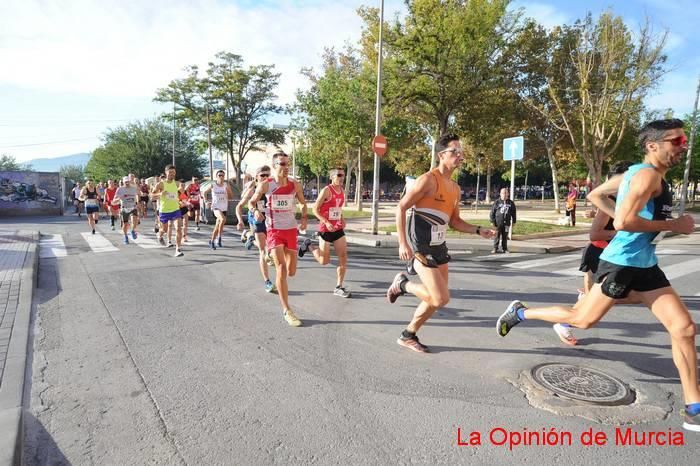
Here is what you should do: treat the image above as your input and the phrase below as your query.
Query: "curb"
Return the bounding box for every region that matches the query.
[0,231,38,466]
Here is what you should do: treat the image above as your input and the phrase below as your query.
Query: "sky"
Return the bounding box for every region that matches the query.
[1,0,699,163]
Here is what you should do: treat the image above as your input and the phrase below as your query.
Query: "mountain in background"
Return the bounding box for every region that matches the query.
[28,153,91,172]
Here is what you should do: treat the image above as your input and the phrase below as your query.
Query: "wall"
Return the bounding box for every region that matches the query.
[0,171,63,216]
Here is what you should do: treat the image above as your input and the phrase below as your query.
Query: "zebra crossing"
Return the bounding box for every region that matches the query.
[474,246,700,282]
[38,227,232,258]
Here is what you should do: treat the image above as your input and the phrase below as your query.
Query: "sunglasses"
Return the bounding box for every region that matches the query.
[441,148,465,156]
[217,173,225,177]
[659,135,688,147]
[335,173,345,177]
[275,162,289,167]
[259,173,270,178]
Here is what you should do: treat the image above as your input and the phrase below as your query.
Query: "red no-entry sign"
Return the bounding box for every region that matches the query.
[372,135,388,157]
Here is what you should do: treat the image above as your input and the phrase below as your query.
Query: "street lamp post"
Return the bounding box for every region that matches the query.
[370,0,385,235]
[474,153,483,212]
[172,102,176,166]
[205,104,214,180]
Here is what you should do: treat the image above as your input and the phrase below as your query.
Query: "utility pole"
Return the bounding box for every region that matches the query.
[371,0,385,235]
[206,105,213,180]
[680,76,700,215]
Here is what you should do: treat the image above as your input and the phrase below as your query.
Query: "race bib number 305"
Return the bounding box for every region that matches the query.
[271,194,294,211]
[430,224,447,245]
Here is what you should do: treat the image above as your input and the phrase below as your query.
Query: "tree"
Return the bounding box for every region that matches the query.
[60,164,85,183]
[155,52,285,189]
[0,154,32,171]
[546,12,668,185]
[86,119,205,181]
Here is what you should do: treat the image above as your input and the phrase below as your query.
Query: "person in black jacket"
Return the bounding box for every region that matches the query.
[490,188,516,253]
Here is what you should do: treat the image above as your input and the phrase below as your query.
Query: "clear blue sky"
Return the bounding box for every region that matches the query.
[1,0,698,162]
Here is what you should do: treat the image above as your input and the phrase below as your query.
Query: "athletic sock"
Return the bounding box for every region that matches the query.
[398,276,408,294]
[400,330,416,340]
[110,216,115,226]
[559,323,572,328]
[686,402,700,415]
[516,308,526,321]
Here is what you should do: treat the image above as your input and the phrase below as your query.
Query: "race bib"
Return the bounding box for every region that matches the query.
[165,191,177,201]
[271,194,294,211]
[85,198,98,207]
[430,224,447,246]
[190,194,200,201]
[121,197,135,210]
[213,193,228,204]
[328,207,342,221]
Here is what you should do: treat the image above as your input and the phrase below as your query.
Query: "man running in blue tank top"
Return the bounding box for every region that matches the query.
[496,119,700,432]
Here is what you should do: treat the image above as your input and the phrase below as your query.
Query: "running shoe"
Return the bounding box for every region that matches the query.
[298,238,312,258]
[167,241,174,248]
[334,286,351,298]
[154,226,159,233]
[183,236,188,242]
[406,257,417,275]
[209,240,217,250]
[92,229,95,235]
[196,225,200,231]
[217,238,223,248]
[158,236,166,246]
[503,250,510,254]
[174,249,184,257]
[491,249,498,254]
[682,408,700,432]
[553,323,578,346]
[397,335,429,353]
[264,280,275,293]
[111,225,115,231]
[497,300,527,337]
[283,309,302,327]
[245,235,255,250]
[123,235,129,245]
[240,231,248,243]
[95,219,98,224]
[386,272,408,303]
[131,230,137,240]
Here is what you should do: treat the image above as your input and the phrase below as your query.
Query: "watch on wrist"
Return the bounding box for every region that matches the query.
[476,226,481,235]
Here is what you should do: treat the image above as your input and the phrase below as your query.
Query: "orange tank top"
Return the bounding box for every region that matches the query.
[414,168,459,223]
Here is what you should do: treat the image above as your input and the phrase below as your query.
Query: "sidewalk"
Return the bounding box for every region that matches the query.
[0,230,38,466]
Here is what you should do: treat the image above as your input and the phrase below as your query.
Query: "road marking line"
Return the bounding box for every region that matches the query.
[504,253,580,270]
[80,232,119,253]
[551,267,584,276]
[132,233,162,249]
[657,248,687,255]
[663,258,700,281]
[39,234,67,258]
[474,252,532,261]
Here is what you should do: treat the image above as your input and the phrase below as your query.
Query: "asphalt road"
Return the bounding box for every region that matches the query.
[4,214,700,465]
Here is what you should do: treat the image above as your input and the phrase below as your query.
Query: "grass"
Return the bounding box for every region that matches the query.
[380,219,577,236]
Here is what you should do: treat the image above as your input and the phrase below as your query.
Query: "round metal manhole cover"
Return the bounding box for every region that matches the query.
[530,363,633,406]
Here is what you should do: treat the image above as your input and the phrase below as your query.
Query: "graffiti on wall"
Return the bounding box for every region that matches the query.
[0,171,62,216]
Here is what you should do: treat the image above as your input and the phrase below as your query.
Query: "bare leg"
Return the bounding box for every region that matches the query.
[405,262,450,334]
[524,283,615,329]
[333,237,348,287]
[271,246,291,310]
[255,232,269,281]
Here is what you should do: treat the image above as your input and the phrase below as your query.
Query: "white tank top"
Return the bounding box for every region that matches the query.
[211,183,228,211]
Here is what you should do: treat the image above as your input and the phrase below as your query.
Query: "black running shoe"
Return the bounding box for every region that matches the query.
[298,238,312,258]
[497,300,527,337]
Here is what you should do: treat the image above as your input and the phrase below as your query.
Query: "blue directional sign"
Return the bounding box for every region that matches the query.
[503,136,524,161]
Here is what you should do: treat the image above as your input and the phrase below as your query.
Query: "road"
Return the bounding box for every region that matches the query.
[3,214,699,465]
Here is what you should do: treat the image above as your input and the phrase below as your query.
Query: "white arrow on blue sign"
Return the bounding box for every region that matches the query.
[502,136,524,161]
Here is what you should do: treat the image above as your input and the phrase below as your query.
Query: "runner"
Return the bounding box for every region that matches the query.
[386,134,496,353]
[553,160,635,346]
[97,181,107,220]
[496,119,700,432]
[139,179,150,218]
[103,179,119,231]
[151,175,162,232]
[79,180,100,234]
[186,176,202,231]
[112,176,139,244]
[298,167,351,298]
[201,170,233,250]
[178,180,190,242]
[151,165,184,257]
[237,166,275,293]
[248,152,308,326]
[72,182,83,216]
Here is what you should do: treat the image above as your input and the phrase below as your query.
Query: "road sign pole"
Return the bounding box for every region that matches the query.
[509,159,515,201]
[371,0,385,235]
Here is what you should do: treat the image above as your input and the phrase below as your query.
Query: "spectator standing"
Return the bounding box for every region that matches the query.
[566,183,578,226]
[490,187,516,253]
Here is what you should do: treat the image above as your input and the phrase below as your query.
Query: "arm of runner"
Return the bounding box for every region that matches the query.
[236,184,254,230]
[614,169,694,234]
[295,181,308,231]
[589,208,615,241]
[396,174,434,261]
[587,176,621,218]
[79,187,87,201]
[248,182,268,222]
[449,208,496,239]
[150,182,164,198]
[313,186,333,231]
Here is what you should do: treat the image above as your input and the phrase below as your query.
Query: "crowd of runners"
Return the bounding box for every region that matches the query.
[71,119,699,432]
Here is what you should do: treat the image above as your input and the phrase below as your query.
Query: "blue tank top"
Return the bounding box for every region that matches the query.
[600,163,672,268]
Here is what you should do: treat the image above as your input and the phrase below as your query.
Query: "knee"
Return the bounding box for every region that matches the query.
[571,315,596,329]
[429,294,450,309]
[670,320,696,340]
[319,257,330,266]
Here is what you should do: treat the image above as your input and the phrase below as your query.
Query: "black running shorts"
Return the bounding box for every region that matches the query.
[579,244,605,273]
[319,230,345,243]
[594,260,670,299]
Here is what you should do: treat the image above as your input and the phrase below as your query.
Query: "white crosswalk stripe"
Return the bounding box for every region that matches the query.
[662,257,700,281]
[80,232,119,253]
[131,233,162,249]
[504,253,580,270]
[39,234,67,258]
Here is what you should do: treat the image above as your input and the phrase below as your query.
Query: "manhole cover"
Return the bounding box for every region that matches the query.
[530,363,633,406]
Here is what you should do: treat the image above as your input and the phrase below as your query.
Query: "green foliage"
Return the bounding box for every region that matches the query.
[60,164,85,183]
[85,119,205,181]
[155,52,285,187]
[0,154,32,171]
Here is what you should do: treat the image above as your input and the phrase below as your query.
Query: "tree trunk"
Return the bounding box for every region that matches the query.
[485,165,492,204]
[356,147,363,212]
[316,173,320,199]
[344,157,353,204]
[546,146,561,213]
